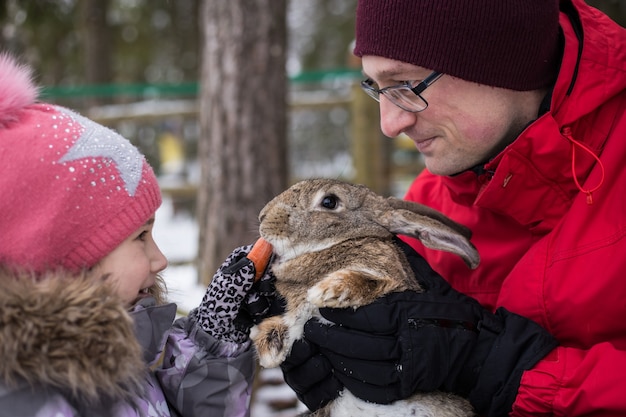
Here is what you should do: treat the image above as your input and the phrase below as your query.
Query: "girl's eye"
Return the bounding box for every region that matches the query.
[137,230,148,241]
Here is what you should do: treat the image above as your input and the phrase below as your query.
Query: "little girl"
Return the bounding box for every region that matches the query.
[0,53,274,416]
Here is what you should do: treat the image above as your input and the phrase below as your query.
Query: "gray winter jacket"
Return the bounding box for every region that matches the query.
[0,270,255,417]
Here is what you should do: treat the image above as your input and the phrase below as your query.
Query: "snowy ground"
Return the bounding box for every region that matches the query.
[153,196,307,417]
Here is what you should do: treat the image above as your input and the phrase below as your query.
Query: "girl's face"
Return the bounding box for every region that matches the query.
[361,55,546,175]
[93,216,168,306]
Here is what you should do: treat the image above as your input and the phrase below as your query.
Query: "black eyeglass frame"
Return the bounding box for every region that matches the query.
[360,71,443,112]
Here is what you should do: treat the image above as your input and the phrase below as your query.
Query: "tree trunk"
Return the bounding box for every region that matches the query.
[80,0,112,105]
[197,0,288,284]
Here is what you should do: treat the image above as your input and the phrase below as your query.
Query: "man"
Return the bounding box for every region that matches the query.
[280,0,626,415]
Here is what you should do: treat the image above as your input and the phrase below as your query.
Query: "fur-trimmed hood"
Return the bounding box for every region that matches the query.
[0,269,157,406]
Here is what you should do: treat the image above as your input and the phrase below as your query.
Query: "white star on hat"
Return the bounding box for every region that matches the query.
[57,107,144,196]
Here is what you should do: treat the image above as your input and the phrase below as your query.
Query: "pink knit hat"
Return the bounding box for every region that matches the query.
[0,54,161,273]
[354,0,561,91]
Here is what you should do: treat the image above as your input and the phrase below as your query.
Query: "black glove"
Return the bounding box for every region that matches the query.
[281,238,557,416]
[233,265,284,332]
[194,244,281,344]
[281,337,344,411]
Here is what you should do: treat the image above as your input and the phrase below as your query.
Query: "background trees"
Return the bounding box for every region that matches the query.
[1,0,359,282]
[196,0,288,281]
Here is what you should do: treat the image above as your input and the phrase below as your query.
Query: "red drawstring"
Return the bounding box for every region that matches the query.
[561,126,605,205]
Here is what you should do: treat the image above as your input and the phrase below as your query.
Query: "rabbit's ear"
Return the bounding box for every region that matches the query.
[386,197,473,238]
[379,197,480,269]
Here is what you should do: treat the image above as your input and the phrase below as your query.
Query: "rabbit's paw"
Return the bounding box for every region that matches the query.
[251,316,290,368]
[307,270,364,308]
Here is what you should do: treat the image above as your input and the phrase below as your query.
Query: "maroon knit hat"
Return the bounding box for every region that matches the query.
[354,0,561,91]
[0,54,161,274]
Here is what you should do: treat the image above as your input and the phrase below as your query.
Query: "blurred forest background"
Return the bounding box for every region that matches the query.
[1,0,624,280]
[1,0,358,87]
[1,0,371,279]
[3,0,623,87]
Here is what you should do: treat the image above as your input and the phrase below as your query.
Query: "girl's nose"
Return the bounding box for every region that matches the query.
[150,242,168,273]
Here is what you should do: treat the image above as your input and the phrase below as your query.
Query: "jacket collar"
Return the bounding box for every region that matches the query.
[0,269,168,405]
[131,297,177,366]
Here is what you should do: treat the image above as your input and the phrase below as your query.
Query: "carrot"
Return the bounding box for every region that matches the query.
[247,237,273,281]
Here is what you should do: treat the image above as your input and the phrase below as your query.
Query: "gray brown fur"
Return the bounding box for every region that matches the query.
[0,269,148,404]
[251,179,478,416]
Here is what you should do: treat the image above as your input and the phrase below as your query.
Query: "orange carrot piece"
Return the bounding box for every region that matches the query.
[247,237,273,281]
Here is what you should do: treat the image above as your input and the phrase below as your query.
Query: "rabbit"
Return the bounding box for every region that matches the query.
[250,178,479,417]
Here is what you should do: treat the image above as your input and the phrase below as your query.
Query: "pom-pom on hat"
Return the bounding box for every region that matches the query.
[0,54,161,273]
[353,0,562,91]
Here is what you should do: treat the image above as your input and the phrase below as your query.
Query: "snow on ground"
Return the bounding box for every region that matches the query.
[153,196,304,417]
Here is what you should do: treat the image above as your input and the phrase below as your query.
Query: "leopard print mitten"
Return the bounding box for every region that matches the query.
[195,245,256,344]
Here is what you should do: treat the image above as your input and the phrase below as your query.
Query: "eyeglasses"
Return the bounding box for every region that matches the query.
[360,71,443,112]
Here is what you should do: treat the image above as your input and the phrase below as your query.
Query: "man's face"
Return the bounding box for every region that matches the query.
[361,55,546,175]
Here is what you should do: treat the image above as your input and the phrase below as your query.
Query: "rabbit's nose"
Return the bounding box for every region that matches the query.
[259,213,266,222]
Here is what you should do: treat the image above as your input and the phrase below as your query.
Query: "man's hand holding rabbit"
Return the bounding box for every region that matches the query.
[282,239,557,416]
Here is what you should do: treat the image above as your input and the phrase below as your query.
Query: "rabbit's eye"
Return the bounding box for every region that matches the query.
[321,194,338,209]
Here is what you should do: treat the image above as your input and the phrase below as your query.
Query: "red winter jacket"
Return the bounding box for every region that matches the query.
[401,1,626,415]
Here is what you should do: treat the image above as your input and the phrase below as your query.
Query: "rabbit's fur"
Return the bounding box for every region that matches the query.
[251,179,478,417]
